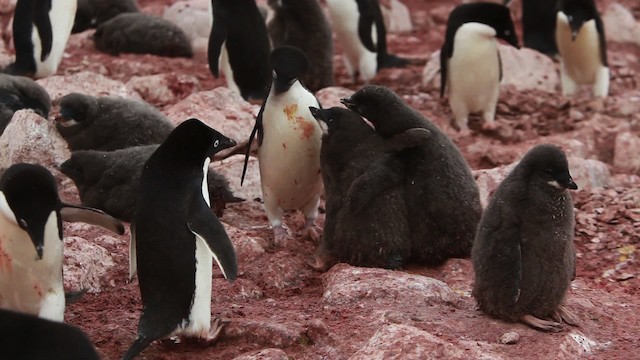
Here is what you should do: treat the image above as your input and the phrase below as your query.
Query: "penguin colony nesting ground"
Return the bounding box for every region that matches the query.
[0,73,51,135]
[473,144,579,332]
[72,0,139,33]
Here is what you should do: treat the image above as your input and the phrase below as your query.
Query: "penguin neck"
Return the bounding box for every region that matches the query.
[272,78,305,96]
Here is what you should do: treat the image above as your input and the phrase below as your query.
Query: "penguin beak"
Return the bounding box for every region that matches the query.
[35,245,44,260]
[564,176,578,190]
[340,98,358,112]
[309,106,322,120]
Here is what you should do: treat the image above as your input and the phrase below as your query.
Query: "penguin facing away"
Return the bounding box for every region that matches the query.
[325,0,408,83]
[520,0,560,55]
[0,163,125,322]
[555,0,609,98]
[124,119,238,360]
[4,0,77,78]
[0,73,51,135]
[208,0,271,103]
[72,0,139,33]
[241,46,323,245]
[472,144,579,332]
[440,2,519,134]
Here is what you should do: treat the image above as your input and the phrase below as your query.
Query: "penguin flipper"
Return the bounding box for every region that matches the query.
[122,336,153,360]
[355,0,377,52]
[241,102,264,186]
[187,198,237,281]
[208,5,228,78]
[60,204,126,235]
[384,127,431,152]
[128,222,137,282]
[32,0,53,62]
[595,16,608,67]
[346,156,404,214]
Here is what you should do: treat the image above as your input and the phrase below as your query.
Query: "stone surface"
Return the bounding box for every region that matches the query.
[213,155,262,202]
[0,0,16,14]
[499,332,520,345]
[63,236,116,294]
[163,0,212,57]
[315,86,355,109]
[602,3,640,46]
[613,131,640,174]
[37,71,140,102]
[231,348,289,360]
[126,73,201,107]
[224,319,306,347]
[380,0,413,33]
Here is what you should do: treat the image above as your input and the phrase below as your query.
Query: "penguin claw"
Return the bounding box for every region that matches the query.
[554,306,579,327]
[520,314,564,332]
[273,226,291,247]
[302,224,321,243]
[204,317,229,343]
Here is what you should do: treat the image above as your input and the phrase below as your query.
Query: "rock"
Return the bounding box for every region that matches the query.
[163,0,212,57]
[499,332,520,345]
[246,252,315,290]
[315,86,355,109]
[557,331,610,358]
[350,324,503,360]
[0,0,16,14]
[473,164,515,209]
[126,73,201,107]
[322,264,459,306]
[567,156,611,189]
[430,5,454,25]
[602,3,640,46]
[231,348,289,360]
[223,222,267,264]
[37,71,140,103]
[380,0,413,33]
[213,277,264,303]
[63,236,115,293]
[608,90,640,119]
[613,132,640,174]
[224,318,306,347]
[213,155,262,202]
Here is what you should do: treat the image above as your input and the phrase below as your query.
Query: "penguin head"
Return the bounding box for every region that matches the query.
[0,75,52,119]
[557,0,598,40]
[0,164,61,260]
[518,144,578,191]
[269,46,309,94]
[309,106,370,138]
[57,93,97,128]
[446,3,520,49]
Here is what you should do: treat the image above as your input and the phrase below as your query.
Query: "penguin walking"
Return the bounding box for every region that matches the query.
[124,119,238,360]
[555,0,609,98]
[241,46,323,245]
[4,0,77,78]
[0,163,124,322]
[342,85,482,266]
[472,144,579,332]
[208,0,271,103]
[0,73,51,135]
[325,0,407,83]
[440,2,519,134]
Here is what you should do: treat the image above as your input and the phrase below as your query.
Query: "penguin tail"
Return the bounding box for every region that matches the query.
[65,289,88,304]
[378,53,410,69]
[122,336,153,360]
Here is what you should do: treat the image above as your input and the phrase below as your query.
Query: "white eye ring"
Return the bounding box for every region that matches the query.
[214,140,220,147]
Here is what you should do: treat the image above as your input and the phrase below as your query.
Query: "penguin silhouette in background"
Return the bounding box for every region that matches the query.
[0,73,51,135]
[519,0,559,55]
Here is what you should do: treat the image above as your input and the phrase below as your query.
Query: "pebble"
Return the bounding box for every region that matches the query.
[499,332,520,345]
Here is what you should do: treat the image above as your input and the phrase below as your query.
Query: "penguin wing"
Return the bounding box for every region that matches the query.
[498,50,503,81]
[32,0,53,62]
[384,127,431,152]
[595,16,608,67]
[128,221,137,282]
[346,155,404,214]
[187,197,237,281]
[439,44,450,98]
[241,101,265,186]
[355,0,377,52]
[207,4,228,78]
[60,204,126,235]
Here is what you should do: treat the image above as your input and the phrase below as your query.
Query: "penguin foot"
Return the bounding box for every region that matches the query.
[520,314,564,332]
[553,306,579,327]
[273,225,291,247]
[203,317,229,343]
[481,121,498,131]
[301,221,321,243]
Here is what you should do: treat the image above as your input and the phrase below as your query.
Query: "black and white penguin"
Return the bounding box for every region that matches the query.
[342,85,482,266]
[56,92,174,152]
[519,0,559,55]
[93,13,193,58]
[208,0,271,103]
[0,163,124,322]
[266,0,334,92]
[4,0,77,78]
[60,145,243,222]
[472,144,579,332]
[0,73,51,135]
[325,0,408,83]
[440,2,519,134]
[241,46,323,245]
[0,308,100,359]
[72,0,139,33]
[124,119,237,360]
[555,0,609,98]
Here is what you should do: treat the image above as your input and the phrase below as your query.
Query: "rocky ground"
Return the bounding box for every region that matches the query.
[1,0,639,359]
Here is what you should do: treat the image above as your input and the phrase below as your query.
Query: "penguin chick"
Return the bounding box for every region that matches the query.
[73,0,139,33]
[342,85,482,266]
[472,144,579,332]
[124,119,237,360]
[0,308,100,360]
[0,73,51,135]
[555,0,609,98]
[0,163,124,322]
[60,145,243,222]
[56,92,174,151]
[241,46,324,246]
[440,2,519,134]
[267,0,334,92]
[93,13,193,58]
[311,106,430,269]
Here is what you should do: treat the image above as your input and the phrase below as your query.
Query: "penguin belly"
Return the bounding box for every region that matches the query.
[33,0,78,78]
[556,17,603,85]
[0,208,64,322]
[447,23,500,116]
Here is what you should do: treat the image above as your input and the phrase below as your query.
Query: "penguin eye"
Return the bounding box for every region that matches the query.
[504,30,511,36]
[19,219,27,229]
[213,140,220,148]
[272,70,277,79]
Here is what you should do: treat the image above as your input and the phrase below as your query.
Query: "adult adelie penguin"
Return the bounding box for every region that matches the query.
[326,0,408,83]
[4,0,77,78]
[124,119,238,360]
[0,163,124,322]
[208,0,271,102]
[342,85,482,266]
[555,0,609,98]
[440,2,519,134]
[472,144,579,332]
[241,46,323,245]
[519,0,560,55]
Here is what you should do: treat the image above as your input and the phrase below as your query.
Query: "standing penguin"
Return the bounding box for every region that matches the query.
[325,0,408,83]
[124,119,238,360]
[440,2,519,134]
[472,144,579,332]
[4,0,77,78]
[208,0,271,103]
[520,0,559,55]
[555,0,609,98]
[342,85,482,266]
[0,163,124,322]
[241,46,323,245]
[266,0,334,92]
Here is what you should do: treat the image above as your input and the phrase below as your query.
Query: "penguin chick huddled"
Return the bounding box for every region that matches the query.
[72,0,139,33]
[325,0,408,83]
[555,0,609,98]
[342,85,482,266]
[267,0,334,92]
[472,144,579,332]
[0,73,51,135]
[440,2,519,134]
[93,13,193,58]
[56,92,174,151]
[241,46,323,246]
[311,106,430,269]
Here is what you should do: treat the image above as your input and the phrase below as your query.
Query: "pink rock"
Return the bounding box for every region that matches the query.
[567,156,611,189]
[613,132,640,174]
[430,5,454,25]
[557,331,609,358]
[315,86,355,109]
[224,319,306,347]
[602,3,640,46]
[37,71,140,103]
[163,0,212,57]
[231,348,289,360]
[473,164,514,209]
[380,0,413,33]
[126,73,201,107]
[213,155,262,202]
[0,0,16,14]
[223,222,267,264]
[63,236,116,293]
[213,277,264,303]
